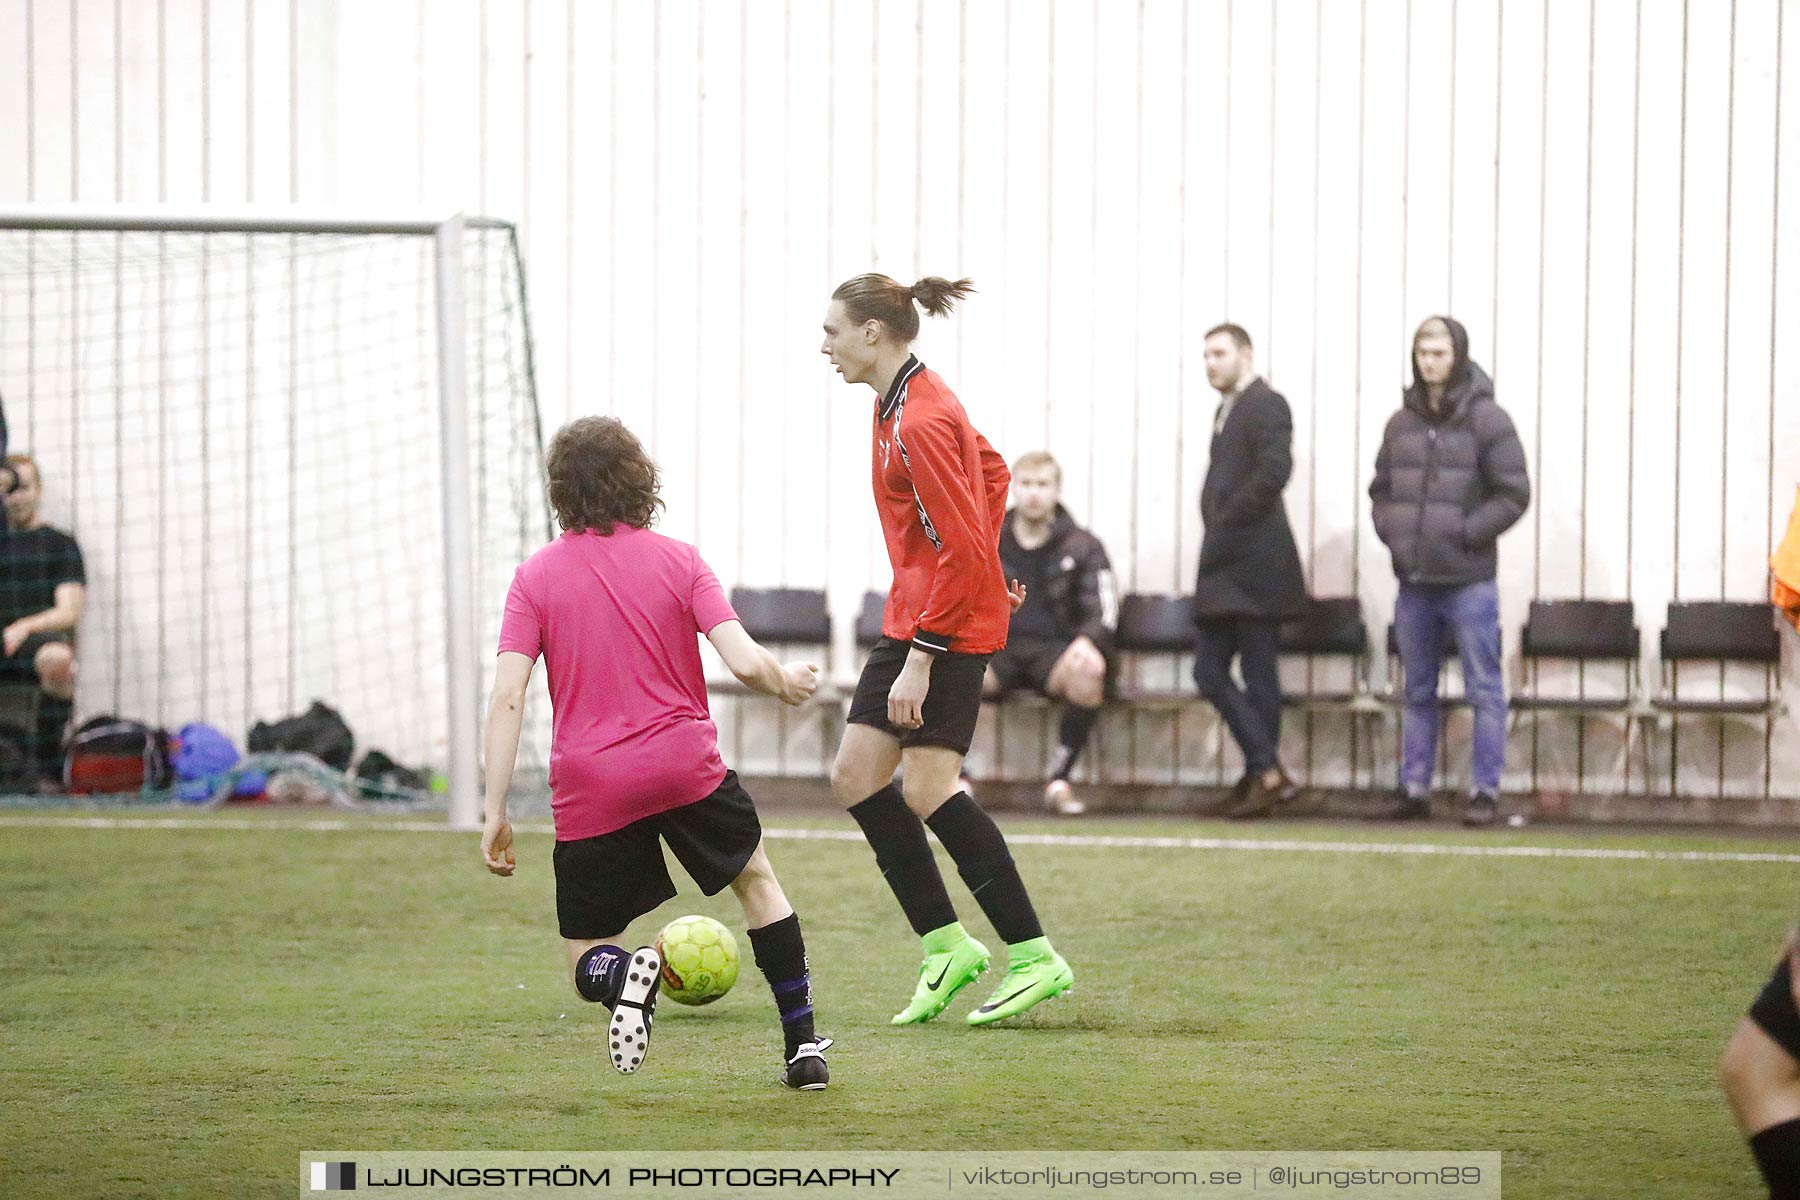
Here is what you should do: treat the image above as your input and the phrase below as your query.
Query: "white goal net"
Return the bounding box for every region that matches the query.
[0,211,553,821]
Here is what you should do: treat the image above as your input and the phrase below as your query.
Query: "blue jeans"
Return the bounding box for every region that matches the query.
[1394,579,1506,796]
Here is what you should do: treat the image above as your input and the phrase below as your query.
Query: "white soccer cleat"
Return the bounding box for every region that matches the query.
[1043,779,1086,816]
[608,946,662,1074]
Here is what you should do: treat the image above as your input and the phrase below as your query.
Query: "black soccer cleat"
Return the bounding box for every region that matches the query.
[780,1037,832,1091]
[608,947,662,1075]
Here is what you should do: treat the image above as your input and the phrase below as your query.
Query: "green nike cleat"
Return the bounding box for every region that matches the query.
[966,945,1074,1026]
[891,928,991,1025]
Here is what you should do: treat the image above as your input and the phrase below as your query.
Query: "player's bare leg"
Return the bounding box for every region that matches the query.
[1041,654,1104,816]
[34,641,76,701]
[1723,1015,1800,1195]
[1724,1018,1800,1132]
[831,723,904,809]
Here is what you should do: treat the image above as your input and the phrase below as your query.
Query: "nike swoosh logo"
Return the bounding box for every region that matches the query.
[925,964,952,991]
[979,984,1034,1012]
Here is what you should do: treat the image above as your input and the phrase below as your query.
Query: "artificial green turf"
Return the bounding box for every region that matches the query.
[0,811,1791,1198]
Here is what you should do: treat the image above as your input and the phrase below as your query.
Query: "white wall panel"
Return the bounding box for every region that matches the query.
[160,0,207,205]
[1309,0,1360,605]
[0,1,29,203]
[3,0,1797,802]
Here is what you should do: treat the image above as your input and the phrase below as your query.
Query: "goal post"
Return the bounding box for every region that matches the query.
[0,207,552,827]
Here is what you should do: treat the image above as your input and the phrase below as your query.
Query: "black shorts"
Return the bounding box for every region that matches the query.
[0,632,69,682]
[1750,953,1800,1061]
[846,637,990,756]
[552,769,762,940]
[989,636,1069,694]
[990,635,1116,698]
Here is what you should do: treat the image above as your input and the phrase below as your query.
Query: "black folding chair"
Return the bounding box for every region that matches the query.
[1114,594,1198,706]
[729,587,833,647]
[1279,597,1373,706]
[1647,603,1785,788]
[853,589,886,650]
[1510,599,1641,787]
[1279,597,1384,785]
[716,586,839,771]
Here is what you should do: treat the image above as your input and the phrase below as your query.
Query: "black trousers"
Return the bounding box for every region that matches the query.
[1191,615,1282,773]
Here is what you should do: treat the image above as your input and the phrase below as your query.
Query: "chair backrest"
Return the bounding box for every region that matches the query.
[1661,601,1781,663]
[1279,597,1368,656]
[1520,599,1638,660]
[1386,622,1458,660]
[854,590,886,647]
[1116,594,1197,653]
[727,587,832,644]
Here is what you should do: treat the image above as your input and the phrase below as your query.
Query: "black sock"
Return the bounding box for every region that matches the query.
[1751,1118,1800,1199]
[848,784,958,936]
[1049,705,1101,782]
[747,913,816,1057]
[573,944,631,1008]
[36,695,71,781]
[924,792,1043,944]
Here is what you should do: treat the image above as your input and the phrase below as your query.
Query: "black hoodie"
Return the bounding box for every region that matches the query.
[997,503,1119,656]
[1368,317,1531,586]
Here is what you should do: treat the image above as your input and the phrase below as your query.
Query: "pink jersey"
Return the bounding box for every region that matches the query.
[497,525,739,841]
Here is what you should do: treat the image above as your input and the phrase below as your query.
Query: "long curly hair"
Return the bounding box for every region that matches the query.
[544,416,664,533]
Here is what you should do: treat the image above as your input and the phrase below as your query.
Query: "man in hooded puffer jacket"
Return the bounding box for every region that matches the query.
[1369,317,1530,827]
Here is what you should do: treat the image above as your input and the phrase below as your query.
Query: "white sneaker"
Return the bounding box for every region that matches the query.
[608,946,661,1074]
[1043,780,1086,816]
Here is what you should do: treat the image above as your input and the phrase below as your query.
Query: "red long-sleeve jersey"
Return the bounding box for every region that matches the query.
[870,357,1012,655]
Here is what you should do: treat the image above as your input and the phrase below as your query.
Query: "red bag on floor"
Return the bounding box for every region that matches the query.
[64,717,171,794]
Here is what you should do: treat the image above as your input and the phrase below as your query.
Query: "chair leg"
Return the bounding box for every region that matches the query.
[818,703,836,778]
[1619,713,1634,796]
[1635,712,1660,797]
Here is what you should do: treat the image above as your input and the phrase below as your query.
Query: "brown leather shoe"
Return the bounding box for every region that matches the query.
[1226,773,1279,819]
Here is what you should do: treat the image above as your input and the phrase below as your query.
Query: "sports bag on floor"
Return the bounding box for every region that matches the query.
[64,716,171,793]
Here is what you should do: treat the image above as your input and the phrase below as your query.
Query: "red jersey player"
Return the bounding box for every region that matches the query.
[820,273,1074,1027]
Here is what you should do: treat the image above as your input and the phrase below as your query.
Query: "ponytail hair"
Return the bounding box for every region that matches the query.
[832,273,975,342]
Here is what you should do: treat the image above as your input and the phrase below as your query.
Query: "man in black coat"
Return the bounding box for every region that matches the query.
[1192,324,1309,819]
[1369,315,1530,826]
[972,450,1118,816]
